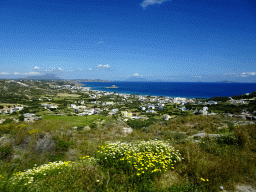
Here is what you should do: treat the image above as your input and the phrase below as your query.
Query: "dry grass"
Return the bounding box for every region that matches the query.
[57,93,81,97]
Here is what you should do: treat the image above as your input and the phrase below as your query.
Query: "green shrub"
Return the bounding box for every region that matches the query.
[77,126,84,131]
[56,139,73,152]
[28,129,40,135]
[89,123,97,129]
[18,115,24,122]
[10,124,28,137]
[228,123,235,131]
[95,140,182,183]
[0,124,11,133]
[171,133,186,141]
[45,140,73,162]
[0,144,13,161]
[216,135,236,145]
[235,129,249,148]
[2,118,14,124]
[126,119,155,130]
[166,183,196,192]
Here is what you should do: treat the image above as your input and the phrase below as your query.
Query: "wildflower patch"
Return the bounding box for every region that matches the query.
[10,161,74,186]
[95,140,182,179]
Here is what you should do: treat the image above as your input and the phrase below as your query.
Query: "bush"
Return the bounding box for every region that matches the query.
[89,123,97,129]
[235,129,249,148]
[18,115,24,122]
[228,123,235,131]
[0,144,13,161]
[28,129,40,135]
[10,111,18,116]
[95,140,182,183]
[215,135,236,145]
[171,133,187,141]
[77,126,84,131]
[126,119,155,130]
[166,183,195,192]
[0,124,11,134]
[56,139,73,152]
[12,124,28,134]
[2,118,14,124]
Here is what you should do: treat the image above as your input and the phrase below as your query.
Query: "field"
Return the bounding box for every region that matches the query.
[57,93,81,98]
[42,115,108,127]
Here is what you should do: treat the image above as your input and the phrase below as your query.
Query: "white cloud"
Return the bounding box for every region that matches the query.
[103,64,110,68]
[240,72,256,77]
[89,64,112,71]
[246,72,256,76]
[224,73,236,75]
[77,68,83,71]
[34,66,40,70]
[14,72,21,75]
[133,73,140,77]
[141,0,171,9]
[0,72,11,75]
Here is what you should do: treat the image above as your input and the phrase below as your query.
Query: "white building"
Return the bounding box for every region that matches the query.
[203,106,208,111]
[208,101,217,105]
[70,104,77,108]
[140,106,146,111]
[163,114,171,120]
[148,105,155,109]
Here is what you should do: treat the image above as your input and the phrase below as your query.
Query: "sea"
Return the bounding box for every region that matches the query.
[80,82,256,99]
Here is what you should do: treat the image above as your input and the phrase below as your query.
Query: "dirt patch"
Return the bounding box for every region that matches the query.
[234,185,256,192]
[57,93,81,97]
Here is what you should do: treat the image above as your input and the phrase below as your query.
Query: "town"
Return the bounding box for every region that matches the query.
[1,79,256,124]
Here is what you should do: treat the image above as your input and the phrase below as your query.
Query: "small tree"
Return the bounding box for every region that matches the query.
[3,118,14,124]
[18,115,24,122]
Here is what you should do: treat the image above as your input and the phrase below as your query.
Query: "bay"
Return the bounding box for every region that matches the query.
[80,82,256,99]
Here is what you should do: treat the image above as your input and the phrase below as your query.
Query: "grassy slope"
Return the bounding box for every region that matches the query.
[0,115,255,192]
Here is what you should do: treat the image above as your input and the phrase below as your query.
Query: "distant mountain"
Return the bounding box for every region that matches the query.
[216,80,236,83]
[23,74,61,80]
[124,76,148,82]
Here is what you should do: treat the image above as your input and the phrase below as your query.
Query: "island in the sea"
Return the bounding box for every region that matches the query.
[105,85,118,88]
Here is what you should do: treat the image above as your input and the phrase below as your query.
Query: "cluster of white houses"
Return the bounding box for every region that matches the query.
[0,106,24,114]
[41,103,58,109]
[69,104,103,116]
[49,84,91,92]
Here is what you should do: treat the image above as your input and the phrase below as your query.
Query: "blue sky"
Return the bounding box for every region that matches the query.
[1,0,256,82]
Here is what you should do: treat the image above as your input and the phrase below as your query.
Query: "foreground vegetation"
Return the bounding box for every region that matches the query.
[0,115,256,191]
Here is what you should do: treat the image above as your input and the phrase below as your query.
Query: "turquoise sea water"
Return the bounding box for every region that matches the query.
[80,82,256,99]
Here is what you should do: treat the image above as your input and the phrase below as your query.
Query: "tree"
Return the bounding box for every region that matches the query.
[21,107,30,114]
[3,118,14,124]
[18,115,24,122]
